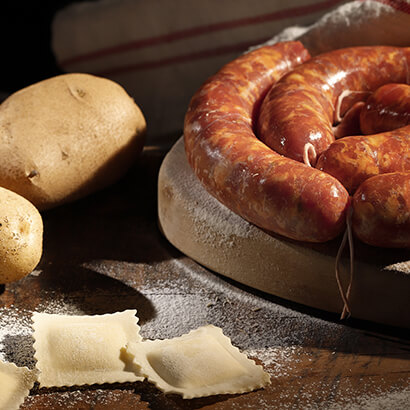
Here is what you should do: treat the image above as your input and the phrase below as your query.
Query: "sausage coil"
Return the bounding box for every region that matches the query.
[184,42,410,248]
[257,46,410,164]
[360,83,410,134]
[184,42,350,243]
[316,126,410,193]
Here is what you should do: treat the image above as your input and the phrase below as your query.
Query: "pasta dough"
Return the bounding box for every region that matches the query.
[125,325,270,399]
[0,360,37,410]
[32,309,143,387]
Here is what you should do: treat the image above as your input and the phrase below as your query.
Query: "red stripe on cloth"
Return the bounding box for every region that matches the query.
[60,0,345,67]
[93,37,272,76]
[360,0,410,14]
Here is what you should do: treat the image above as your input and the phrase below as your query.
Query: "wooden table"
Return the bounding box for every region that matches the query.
[1,143,409,409]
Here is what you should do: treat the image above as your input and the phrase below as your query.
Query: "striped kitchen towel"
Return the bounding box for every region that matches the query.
[52,0,349,142]
[51,0,409,142]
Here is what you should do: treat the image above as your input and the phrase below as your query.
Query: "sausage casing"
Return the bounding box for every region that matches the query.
[360,83,410,135]
[184,42,350,243]
[257,46,410,162]
[352,172,410,248]
[333,101,365,139]
[316,125,410,193]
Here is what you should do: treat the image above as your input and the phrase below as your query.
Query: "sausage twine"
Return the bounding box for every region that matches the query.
[335,205,354,319]
[303,143,317,167]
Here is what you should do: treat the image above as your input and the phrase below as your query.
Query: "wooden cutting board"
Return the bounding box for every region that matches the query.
[158,137,410,328]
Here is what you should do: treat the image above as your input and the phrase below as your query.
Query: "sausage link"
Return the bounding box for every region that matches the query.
[257,46,410,163]
[352,172,410,248]
[184,42,350,243]
[316,125,410,193]
[333,101,365,139]
[360,83,410,135]
[334,90,371,123]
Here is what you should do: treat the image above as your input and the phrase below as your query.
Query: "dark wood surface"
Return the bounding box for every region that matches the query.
[1,144,409,409]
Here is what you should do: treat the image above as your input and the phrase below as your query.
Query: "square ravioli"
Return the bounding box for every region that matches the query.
[125,325,270,398]
[0,360,37,410]
[32,309,143,387]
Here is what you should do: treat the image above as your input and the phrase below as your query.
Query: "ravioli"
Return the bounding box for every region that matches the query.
[125,325,270,398]
[32,309,143,387]
[0,360,37,410]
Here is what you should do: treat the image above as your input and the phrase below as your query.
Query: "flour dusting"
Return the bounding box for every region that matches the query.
[0,306,33,367]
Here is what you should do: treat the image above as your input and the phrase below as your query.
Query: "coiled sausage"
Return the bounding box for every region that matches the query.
[257,46,410,163]
[184,42,350,243]
[184,43,410,248]
[316,126,410,193]
[360,83,410,134]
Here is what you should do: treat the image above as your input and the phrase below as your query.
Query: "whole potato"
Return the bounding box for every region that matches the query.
[0,73,146,210]
[0,187,43,284]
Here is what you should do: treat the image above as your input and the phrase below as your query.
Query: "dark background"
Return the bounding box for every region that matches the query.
[0,1,94,94]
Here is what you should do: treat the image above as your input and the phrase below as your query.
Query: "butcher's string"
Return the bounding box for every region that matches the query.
[335,205,354,319]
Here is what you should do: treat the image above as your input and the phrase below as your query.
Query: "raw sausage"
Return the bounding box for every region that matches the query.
[334,83,410,138]
[333,101,365,139]
[318,82,410,193]
[352,172,410,248]
[184,43,409,248]
[184,42,350,243]
[257,46,410,163]
[316,125,410,193]
[360,83,410,134]
[334,90,371,123]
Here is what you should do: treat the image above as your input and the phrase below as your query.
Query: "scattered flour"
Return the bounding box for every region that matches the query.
[0,306,33,367]
[0,255,408,408]
[245,346,302,377]
[328,386,410,410]
[0,297,84,368]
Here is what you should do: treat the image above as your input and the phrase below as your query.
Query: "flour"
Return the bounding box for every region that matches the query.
[1,255,409,409]
[0,297,84,368]
[29,269,42,277]
[246,345,410,409]
[329,386,410,410]
[83,256,334,350]
[0,306,33,367]
[0,253,407,408]
[23,388,140,409]
[245,346,302,377]
[385,261,410,274]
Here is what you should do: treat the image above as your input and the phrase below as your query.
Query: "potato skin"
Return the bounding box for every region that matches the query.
[0,73,146,210]
[0,187,43,284]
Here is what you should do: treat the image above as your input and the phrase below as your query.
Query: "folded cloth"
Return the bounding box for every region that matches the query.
[51,0,409,142]
[51,0,350,141]
[262,0,410,54]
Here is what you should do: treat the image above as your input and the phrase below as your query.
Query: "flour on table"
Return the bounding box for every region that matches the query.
[0,307,33,367]
[0,298,84,368]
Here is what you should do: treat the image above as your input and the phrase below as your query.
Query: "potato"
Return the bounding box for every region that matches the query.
[0,187,43,284]
[0,73,146,210]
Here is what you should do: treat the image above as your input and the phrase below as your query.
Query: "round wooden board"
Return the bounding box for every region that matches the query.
[158,137,410,328]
